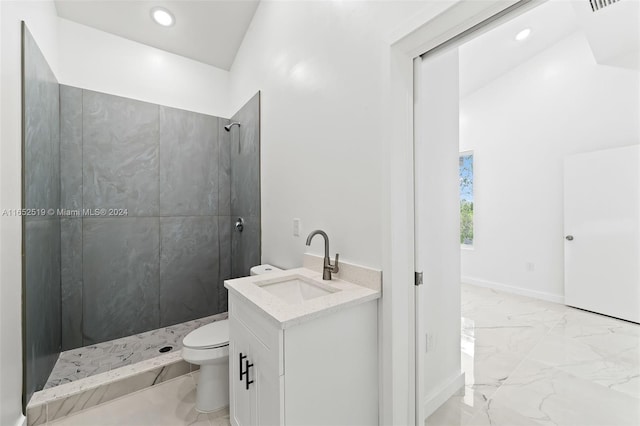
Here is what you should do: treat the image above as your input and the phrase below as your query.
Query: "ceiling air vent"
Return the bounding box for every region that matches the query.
[589,0,620,12]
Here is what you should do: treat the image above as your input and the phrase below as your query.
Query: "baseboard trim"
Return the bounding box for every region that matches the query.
[422,372,465,419]
[462,276,564,304]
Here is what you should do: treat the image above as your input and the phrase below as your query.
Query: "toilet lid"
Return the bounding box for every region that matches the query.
[183,320,229,349]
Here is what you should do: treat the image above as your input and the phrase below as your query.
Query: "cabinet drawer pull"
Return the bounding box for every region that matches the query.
[245,360,254,390]
[240,352,254,390]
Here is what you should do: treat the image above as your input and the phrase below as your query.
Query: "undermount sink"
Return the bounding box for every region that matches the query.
[256,274,340,304]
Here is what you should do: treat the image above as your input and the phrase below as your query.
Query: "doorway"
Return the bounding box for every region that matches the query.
[412,0,639,424]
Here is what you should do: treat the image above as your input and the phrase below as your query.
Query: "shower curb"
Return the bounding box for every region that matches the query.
[26,351,197,426]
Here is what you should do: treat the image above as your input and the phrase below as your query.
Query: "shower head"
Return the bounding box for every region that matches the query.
[224,122,240,132]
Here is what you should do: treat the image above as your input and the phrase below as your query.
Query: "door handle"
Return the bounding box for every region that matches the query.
[565,235,574,241]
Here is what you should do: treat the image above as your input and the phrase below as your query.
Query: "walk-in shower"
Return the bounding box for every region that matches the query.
[22,24,261,409]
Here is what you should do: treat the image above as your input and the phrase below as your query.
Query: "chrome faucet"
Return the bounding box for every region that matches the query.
[305,230,339,280]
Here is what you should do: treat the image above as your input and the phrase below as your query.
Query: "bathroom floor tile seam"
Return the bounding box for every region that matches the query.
[427,284,640,426]
[45,314,226,389]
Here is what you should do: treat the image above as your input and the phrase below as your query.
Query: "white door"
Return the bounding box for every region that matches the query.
[414,50,464,423]
[564,145,640,323]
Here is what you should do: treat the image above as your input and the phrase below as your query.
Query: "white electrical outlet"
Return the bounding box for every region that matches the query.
[293,218,301,237]
[526,262,535,272]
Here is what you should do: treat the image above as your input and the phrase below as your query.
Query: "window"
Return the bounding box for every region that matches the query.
[459,152,474,246]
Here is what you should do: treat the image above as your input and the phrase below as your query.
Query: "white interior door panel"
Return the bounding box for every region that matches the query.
[564,145,639,323]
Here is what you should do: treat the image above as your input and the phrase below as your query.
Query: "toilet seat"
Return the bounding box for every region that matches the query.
[183,320,229,350]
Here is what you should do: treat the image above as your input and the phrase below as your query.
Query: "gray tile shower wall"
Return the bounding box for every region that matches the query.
[230,93,261,218]
[218,119,231,216]
[59,84,84,350]
[24,220,61,404]
[159,107,219,216]
[218,120,232,312]
[83,91,159,216]
[60,218,82,350]
[24,31,60,214]
[83,217,161,344]
[59,89,260,351]
[159,216,220,327]
[60,86,82,211]
[230,92,261,278]
[218,215,232,313]
[231,215,261,279]
[23,24,62,404]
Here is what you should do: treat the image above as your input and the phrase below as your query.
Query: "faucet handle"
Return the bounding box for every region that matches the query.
[332,253,340,273]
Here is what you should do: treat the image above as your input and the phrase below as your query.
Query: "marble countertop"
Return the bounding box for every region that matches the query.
[224,267,380,329]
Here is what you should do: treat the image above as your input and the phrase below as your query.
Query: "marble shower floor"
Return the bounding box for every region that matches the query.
[45,313,227,389]
[426,284,640,426]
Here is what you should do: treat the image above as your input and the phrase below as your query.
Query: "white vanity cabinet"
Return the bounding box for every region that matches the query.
[228,292,378,426]
[229,294,283,425]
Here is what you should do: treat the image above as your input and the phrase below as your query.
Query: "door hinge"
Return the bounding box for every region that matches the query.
[415,271,423,286]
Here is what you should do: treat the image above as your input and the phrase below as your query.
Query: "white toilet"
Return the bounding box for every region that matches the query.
[182,264,282,413]
[182,320,229,413]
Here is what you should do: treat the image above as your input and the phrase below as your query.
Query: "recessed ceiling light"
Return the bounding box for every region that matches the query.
[151,7,175,27]
[515,28,531,41]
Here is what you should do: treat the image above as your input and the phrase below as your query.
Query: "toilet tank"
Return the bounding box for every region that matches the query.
[250,264,282,275]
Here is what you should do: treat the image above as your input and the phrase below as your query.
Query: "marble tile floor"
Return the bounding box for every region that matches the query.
[426,284,640,426]
[42,285,638,425]
[46,313,227,389]
[48,372,230,426]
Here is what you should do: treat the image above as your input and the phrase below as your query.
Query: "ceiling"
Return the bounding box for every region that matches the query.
[459,1,581,97]
[55,0,260,70]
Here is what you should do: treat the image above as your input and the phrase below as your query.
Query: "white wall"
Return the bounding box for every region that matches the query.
[228,0,430,269]
[0,3,59,425]
[460,31,640,301]
[57,18,230,117]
